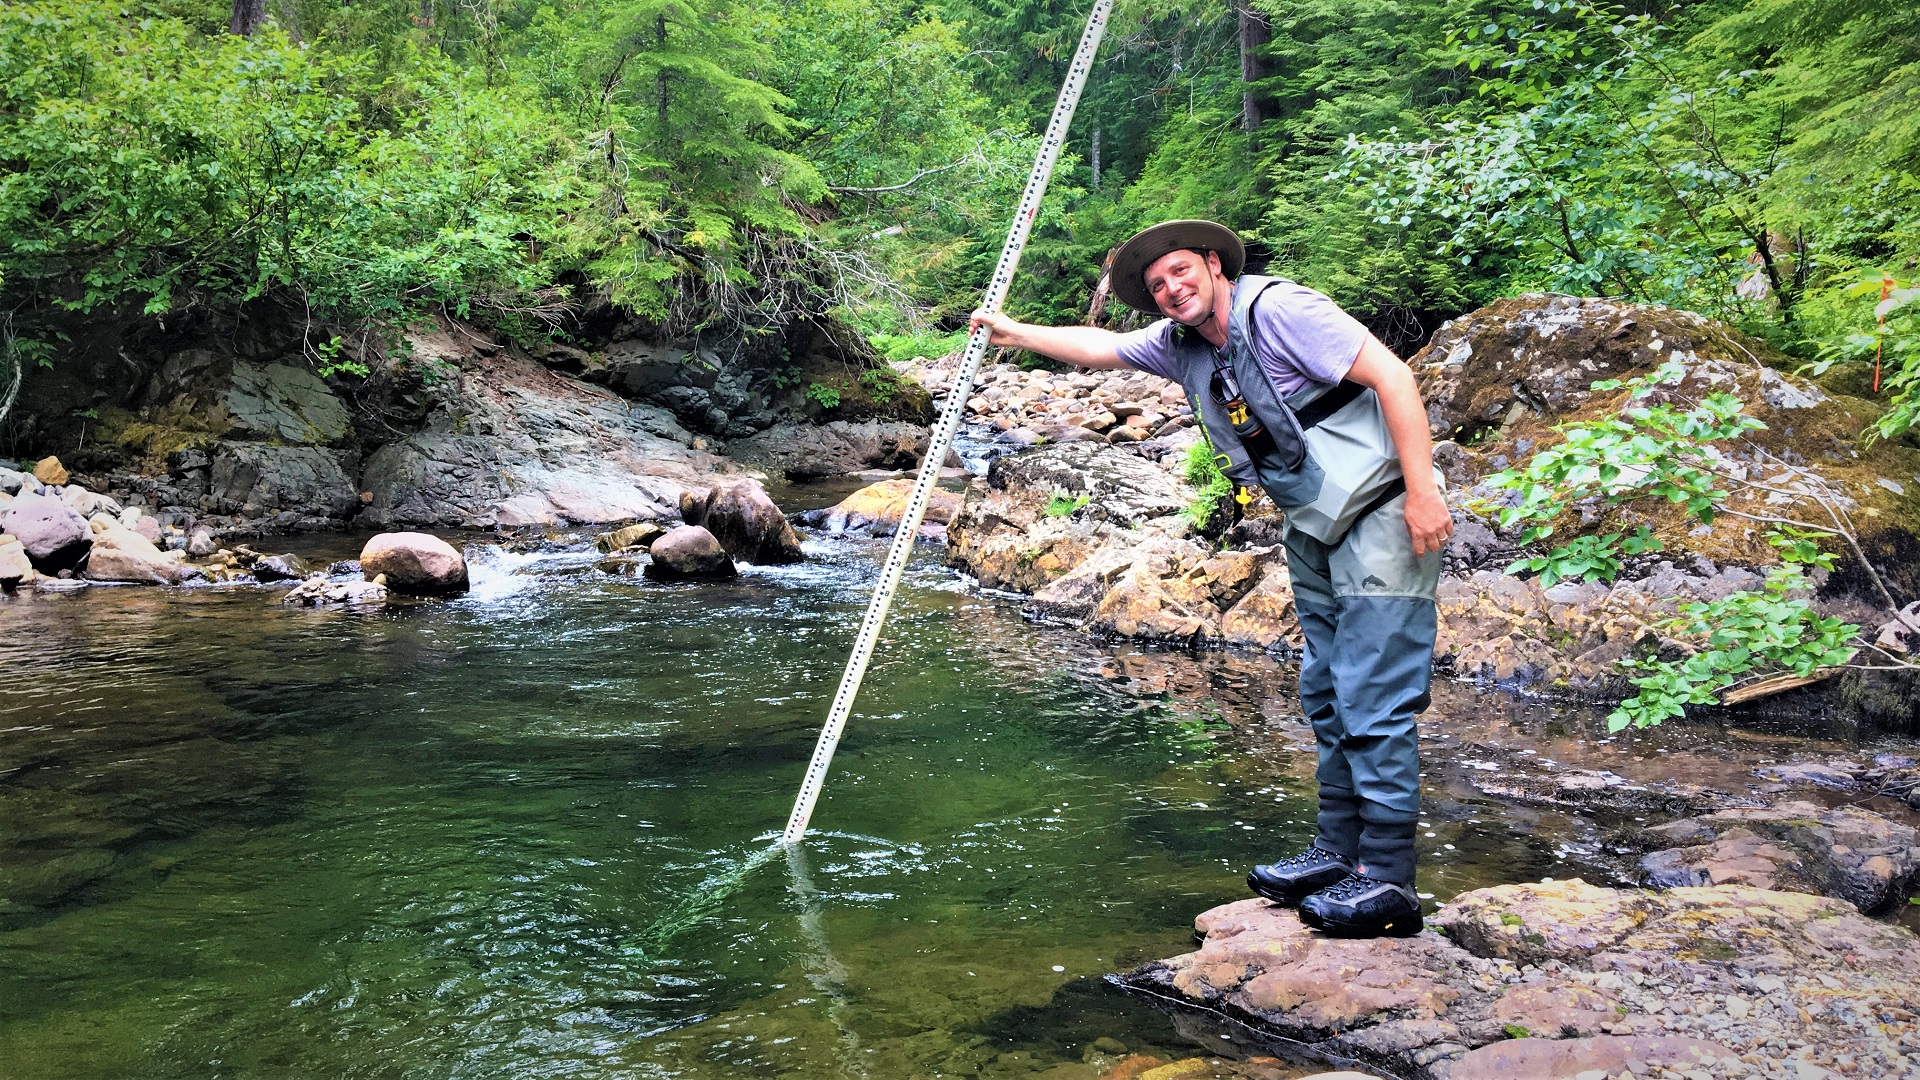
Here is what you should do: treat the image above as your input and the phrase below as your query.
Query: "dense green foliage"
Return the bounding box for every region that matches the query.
[5,0,1918,365]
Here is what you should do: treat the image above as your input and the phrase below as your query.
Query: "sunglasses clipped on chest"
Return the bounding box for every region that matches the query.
[1208,351,1308,474]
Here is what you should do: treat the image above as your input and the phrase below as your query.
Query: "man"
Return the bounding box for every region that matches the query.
[970,220,1451,938]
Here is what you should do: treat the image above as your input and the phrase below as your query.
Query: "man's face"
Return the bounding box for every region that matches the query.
[1144,248,1222,326]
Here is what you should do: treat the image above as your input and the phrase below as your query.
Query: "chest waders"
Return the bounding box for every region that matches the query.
[1173,278,1442,887]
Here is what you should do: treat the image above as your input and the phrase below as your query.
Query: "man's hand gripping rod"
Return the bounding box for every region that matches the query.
[781,0,1113,846]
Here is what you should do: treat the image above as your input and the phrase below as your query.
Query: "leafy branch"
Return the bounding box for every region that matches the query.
[1477,361,1915,730]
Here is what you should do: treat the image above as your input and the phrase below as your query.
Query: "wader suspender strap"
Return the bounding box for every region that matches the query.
[1292,379,1367,430]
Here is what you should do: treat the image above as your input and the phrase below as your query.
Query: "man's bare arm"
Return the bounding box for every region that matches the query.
[967,311,1132,370]
[1345,335,1454,557]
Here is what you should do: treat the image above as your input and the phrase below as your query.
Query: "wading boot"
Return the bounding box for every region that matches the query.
[1297,873,1423,938]
[1246,843,1354,905]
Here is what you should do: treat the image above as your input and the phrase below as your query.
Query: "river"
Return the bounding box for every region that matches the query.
[1,523,1910,1078]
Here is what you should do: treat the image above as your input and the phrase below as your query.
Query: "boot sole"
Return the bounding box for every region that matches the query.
[1297,907,1424,938]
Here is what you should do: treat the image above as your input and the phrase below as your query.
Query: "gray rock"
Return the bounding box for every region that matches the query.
[728,420,931,480]
[281,576,387,606]
[643,525,736,582]
[186,527,218,557]
[1,490,92,573]
[225,361,351,445]
[357,349,724,529]
[0,467,35,496]
[58,485,121,519]
[210,443,360,520]
[252,554,310,583]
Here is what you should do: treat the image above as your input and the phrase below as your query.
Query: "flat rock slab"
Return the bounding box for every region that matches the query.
[1639,800,1920,914]
[1117,880,1920,1079]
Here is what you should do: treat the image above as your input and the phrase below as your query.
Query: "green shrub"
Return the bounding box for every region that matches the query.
[1180,441,1234,531]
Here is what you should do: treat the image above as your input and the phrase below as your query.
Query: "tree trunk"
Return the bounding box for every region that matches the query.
[229,0,267,36]
[656,14,671,142]
[1090,127,1101,193]
[1237,0,1273,135]
[1086,246,1120,326]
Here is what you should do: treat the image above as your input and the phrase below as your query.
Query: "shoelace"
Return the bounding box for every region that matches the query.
[1317,874,1380,902]
[1268,848,1342,871]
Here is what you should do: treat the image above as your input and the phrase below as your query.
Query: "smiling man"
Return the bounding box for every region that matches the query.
[970,220,1451,938]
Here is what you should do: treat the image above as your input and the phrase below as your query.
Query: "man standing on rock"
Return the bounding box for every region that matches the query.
[970,220,1451,938]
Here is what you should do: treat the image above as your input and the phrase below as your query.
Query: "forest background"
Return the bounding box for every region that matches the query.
[2,0,1918,432]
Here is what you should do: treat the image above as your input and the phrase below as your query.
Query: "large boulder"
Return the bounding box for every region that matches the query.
[83,519,194,584]
[797,479,965,539]
[643,525,736,582]
[1412,293,1920,596]
[1,490,91,573]
[359,532,469,596]
[681,480,804,564]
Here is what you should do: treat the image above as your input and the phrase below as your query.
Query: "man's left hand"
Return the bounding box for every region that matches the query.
[1404,488,1453,557]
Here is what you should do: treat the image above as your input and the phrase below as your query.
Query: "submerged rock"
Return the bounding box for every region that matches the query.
[681,479,803,564]
[1637,800,1920,914]
[595,522,667,553]
[798,479,964,539]
[643,525,736,582]
[359,532,469,596]
[281,575,388,606]
[1119,879,1920,1079]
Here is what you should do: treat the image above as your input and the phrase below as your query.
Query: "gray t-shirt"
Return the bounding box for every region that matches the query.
[1112,278,1367,397]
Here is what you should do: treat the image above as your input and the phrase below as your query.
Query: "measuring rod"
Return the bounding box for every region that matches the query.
[781,0,1114,845]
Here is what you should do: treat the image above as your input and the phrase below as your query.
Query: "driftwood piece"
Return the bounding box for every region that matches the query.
[1718,666,1840,706]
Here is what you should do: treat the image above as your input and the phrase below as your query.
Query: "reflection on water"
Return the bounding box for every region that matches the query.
[0,535,1907,1077]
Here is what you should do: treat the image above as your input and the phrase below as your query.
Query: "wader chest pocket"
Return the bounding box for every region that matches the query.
[1209,365,1320,504]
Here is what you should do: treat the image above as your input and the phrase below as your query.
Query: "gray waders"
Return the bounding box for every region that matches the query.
[1282,492,1439,885]
[1168,274,1441,886]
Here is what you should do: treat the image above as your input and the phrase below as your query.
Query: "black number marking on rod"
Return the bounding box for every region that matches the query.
[782,0,1114,845]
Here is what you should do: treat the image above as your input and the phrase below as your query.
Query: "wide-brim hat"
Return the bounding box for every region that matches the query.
[1110,220,1245,313]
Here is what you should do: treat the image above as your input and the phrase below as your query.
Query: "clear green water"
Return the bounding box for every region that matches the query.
[2,541,1338,1078]
[4,535,1890,1077]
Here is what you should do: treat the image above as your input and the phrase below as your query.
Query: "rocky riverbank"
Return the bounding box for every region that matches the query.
[901,295,1920,735]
